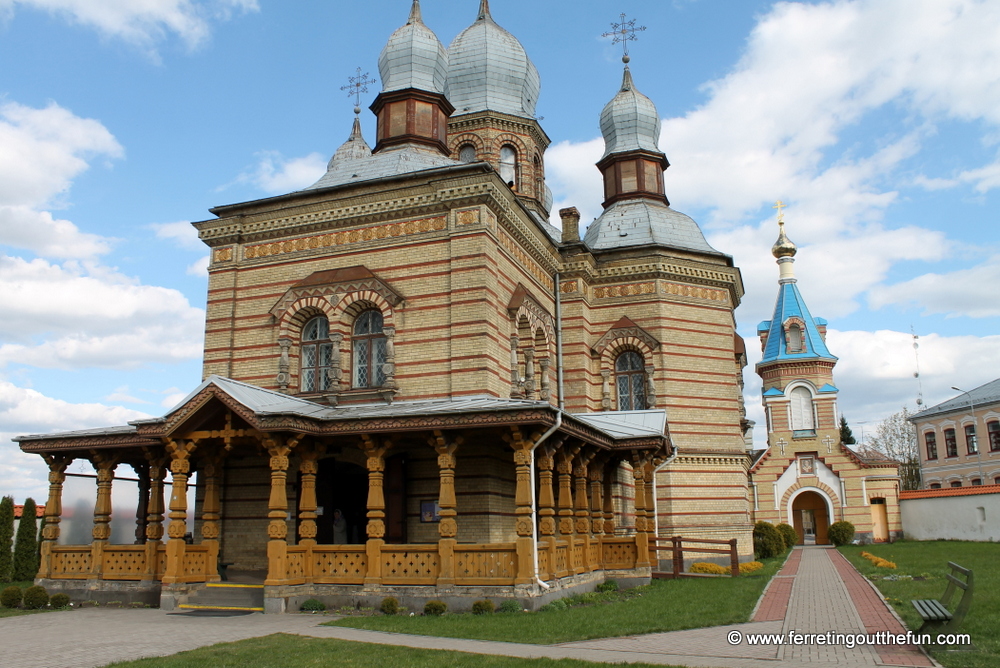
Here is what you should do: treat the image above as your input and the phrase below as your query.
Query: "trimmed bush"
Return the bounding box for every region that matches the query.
[828,521,855,546]
[776,523,798,550]
[423,599,447,616]
[299,598,326,612]
[50,593,70,608]
[13,498,39,581]
[689,562,728,575]
[471,599,494,615]
[379,596,399,615]
[22,585,48,609]
[753,521,785,559]
[1,585,21,608]
[861,551,897,569]
[595,579,619,593]
[539,598,567,612]
[497,599,521,614]
[740,561,764,573]
[0,497,14,582]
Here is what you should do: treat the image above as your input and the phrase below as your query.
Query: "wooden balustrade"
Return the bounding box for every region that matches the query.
[600,536,639,569]
[380,545,440,585]
[100,545,149,580]
[45,544,168,581]
[48,546,92,579]
[454,543,517,585]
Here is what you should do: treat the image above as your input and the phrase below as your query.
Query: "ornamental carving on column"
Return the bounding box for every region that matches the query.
[276,337,292,392]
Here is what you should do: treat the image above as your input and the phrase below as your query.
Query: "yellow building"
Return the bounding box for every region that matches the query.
[16,1,753,611]
[749,218,901,544]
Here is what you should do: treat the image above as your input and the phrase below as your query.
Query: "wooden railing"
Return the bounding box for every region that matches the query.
[45,543,168,581]
[454,543,516,585]
[48,546,92,579]
[651,536,740,577]
[600,536,639,569]
[381,545,439,585]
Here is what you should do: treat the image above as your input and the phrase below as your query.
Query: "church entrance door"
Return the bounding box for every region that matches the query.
[870,498,889,542]
[792,491,830,545]
[313,459,367,544]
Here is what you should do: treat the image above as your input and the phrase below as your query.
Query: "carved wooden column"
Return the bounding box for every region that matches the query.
[556,446,577,538]
[589,463,604,569]
[38,455,71,579]
[144,455,168,580]
[264,435,297,586]
[297,445,322,584]
[508,427,536,585]
[361,435,390,587]
[161,440,195,584]
[90,455,118,580]
[603,460,617,536]
[200,455,223,582]
[430,430,462,587]
[644,461,658,568]
[631,453,651,569]
[132,463,150,544]
[536,444,557,580]
[573,455,592,574]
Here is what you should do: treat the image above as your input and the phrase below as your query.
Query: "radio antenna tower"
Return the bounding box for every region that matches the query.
[911,325,924,410]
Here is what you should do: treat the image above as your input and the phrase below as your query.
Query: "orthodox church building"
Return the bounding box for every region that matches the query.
[15,1,893,612]
[748,219,902,544]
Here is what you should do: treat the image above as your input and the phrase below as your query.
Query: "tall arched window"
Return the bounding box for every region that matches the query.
[459,144,476,163]
[301,316,333,392]
[534,154,543,200]
[789,386,815,432]
[615,351,646,411]
[499,145,517,188]
[787,324,803,352]
[353,310,386,389]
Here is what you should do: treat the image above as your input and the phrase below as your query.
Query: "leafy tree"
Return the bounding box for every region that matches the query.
[0,497,13,582]
[839,416,856,445]
[866,408,921,491]
[12,498,39,581]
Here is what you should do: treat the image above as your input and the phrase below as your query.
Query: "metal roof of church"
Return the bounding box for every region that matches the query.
[583,199,723,255]
[379,0,449,96]
[303,141,459,192]
[757,280,836,364]
[599,67,662,160]
[909,377,1000,420]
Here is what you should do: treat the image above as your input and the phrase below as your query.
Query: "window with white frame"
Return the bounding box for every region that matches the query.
[352,309,386,389]
[499,145,517,187]
[301,316,334,392]
[789,386,815,433]
[924,431,937,460]
[615,351,646,411]
[965,424,978,455]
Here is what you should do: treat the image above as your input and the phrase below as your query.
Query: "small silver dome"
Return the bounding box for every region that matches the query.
[584,199,722,255]
[447,0,540,119]
[600,67,662,160]
[379,0,448,95]
[327,116,371,169]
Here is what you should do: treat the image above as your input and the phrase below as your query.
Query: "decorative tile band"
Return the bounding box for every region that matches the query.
[594,282,655,299]
[661,281,729,303]
[243,216,447,260]
[213,247,234,263]
[499,230,554,290]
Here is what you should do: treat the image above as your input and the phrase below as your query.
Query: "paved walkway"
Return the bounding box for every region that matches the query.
[0,546,938,668]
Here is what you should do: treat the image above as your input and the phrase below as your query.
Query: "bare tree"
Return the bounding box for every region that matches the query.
[865,407,920,490]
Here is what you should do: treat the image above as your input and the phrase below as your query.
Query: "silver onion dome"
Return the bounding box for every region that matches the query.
[447,0,540,118]
[599,67,662,160]
[379,0,449,95]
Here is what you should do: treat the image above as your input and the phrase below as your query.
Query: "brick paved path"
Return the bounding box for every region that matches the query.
[0,547,939,668]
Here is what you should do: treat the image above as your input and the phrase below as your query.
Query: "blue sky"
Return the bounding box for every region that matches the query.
[2,0,999,501]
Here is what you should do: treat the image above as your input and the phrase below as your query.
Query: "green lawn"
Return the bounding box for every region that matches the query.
[329,554,786,644]
[839,541,998,668]
[101,633,682,668]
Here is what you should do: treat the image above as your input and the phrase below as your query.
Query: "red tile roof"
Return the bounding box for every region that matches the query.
[14,505,45,519]
[900,484,1000,500]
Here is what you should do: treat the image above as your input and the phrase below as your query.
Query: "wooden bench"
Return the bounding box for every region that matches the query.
[911,562,973,636]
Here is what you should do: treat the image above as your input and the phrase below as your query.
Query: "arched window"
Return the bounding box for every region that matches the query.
[929,482,942,489]
[499,145,517,188]
[789,386,815,432]
[534,154,543,200]
[787,324,803,352]
[459,144,476,163]
[301,316,333,392]
[353,310,386,389]
[615,351,646,411]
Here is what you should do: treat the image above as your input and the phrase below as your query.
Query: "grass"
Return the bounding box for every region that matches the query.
[328,553,787,644]
[101,633,683,668]
[839,541,999,668]
[0,580,54,618]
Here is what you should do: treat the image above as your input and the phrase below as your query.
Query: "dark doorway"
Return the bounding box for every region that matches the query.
[384,453,407,544]
[312,459,367,544]
[792,491,830,545]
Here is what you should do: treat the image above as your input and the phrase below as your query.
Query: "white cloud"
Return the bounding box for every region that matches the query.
[0,255,204,369]
[103,385,150,404]
[0,102,122,259]
[868,256,1000,318]
[0,0,259,52]
[241,151,327,195]
[0,379,151,500]
[150,220,201,251]
[186,255,210,277]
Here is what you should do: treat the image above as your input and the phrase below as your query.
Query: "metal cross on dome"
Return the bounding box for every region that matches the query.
[602,12,647,63]
[773,200,787,223]
[341,67,377,114]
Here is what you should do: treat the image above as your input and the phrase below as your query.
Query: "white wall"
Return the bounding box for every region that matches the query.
[901,492,1000,541]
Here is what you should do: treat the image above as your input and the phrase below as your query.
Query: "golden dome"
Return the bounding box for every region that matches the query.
[771,221,797,258]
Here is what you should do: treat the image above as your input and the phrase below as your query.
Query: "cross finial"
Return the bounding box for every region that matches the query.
[773,200,787,224]
[602,12,646,64]
[340,67,377,115]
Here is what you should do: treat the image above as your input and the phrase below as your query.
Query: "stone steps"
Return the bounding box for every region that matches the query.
[178,583,265,612]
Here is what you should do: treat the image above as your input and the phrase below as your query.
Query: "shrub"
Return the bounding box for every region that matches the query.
[753,521,785,559]
[22,585,48,609]
[1,585,21,608]
[539,598,568,612]
[776,523,798,550]
[595,579,619,593]
[740,561,764,573]
[689,562,728,575]
[497,599,521,614]
[423,600,447,616]
[50,593,70,608]
[471,599,494,615]
[0,497,13,582]
[379,596,399,615]
[299,598,326,612]
[13,498,39,581]
[860,551,897,569]
[828,521,855,546]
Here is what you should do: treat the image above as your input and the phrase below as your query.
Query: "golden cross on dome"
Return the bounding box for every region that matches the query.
[773,200,787,223]
[602,12,646,63]
[340,67,377,114]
